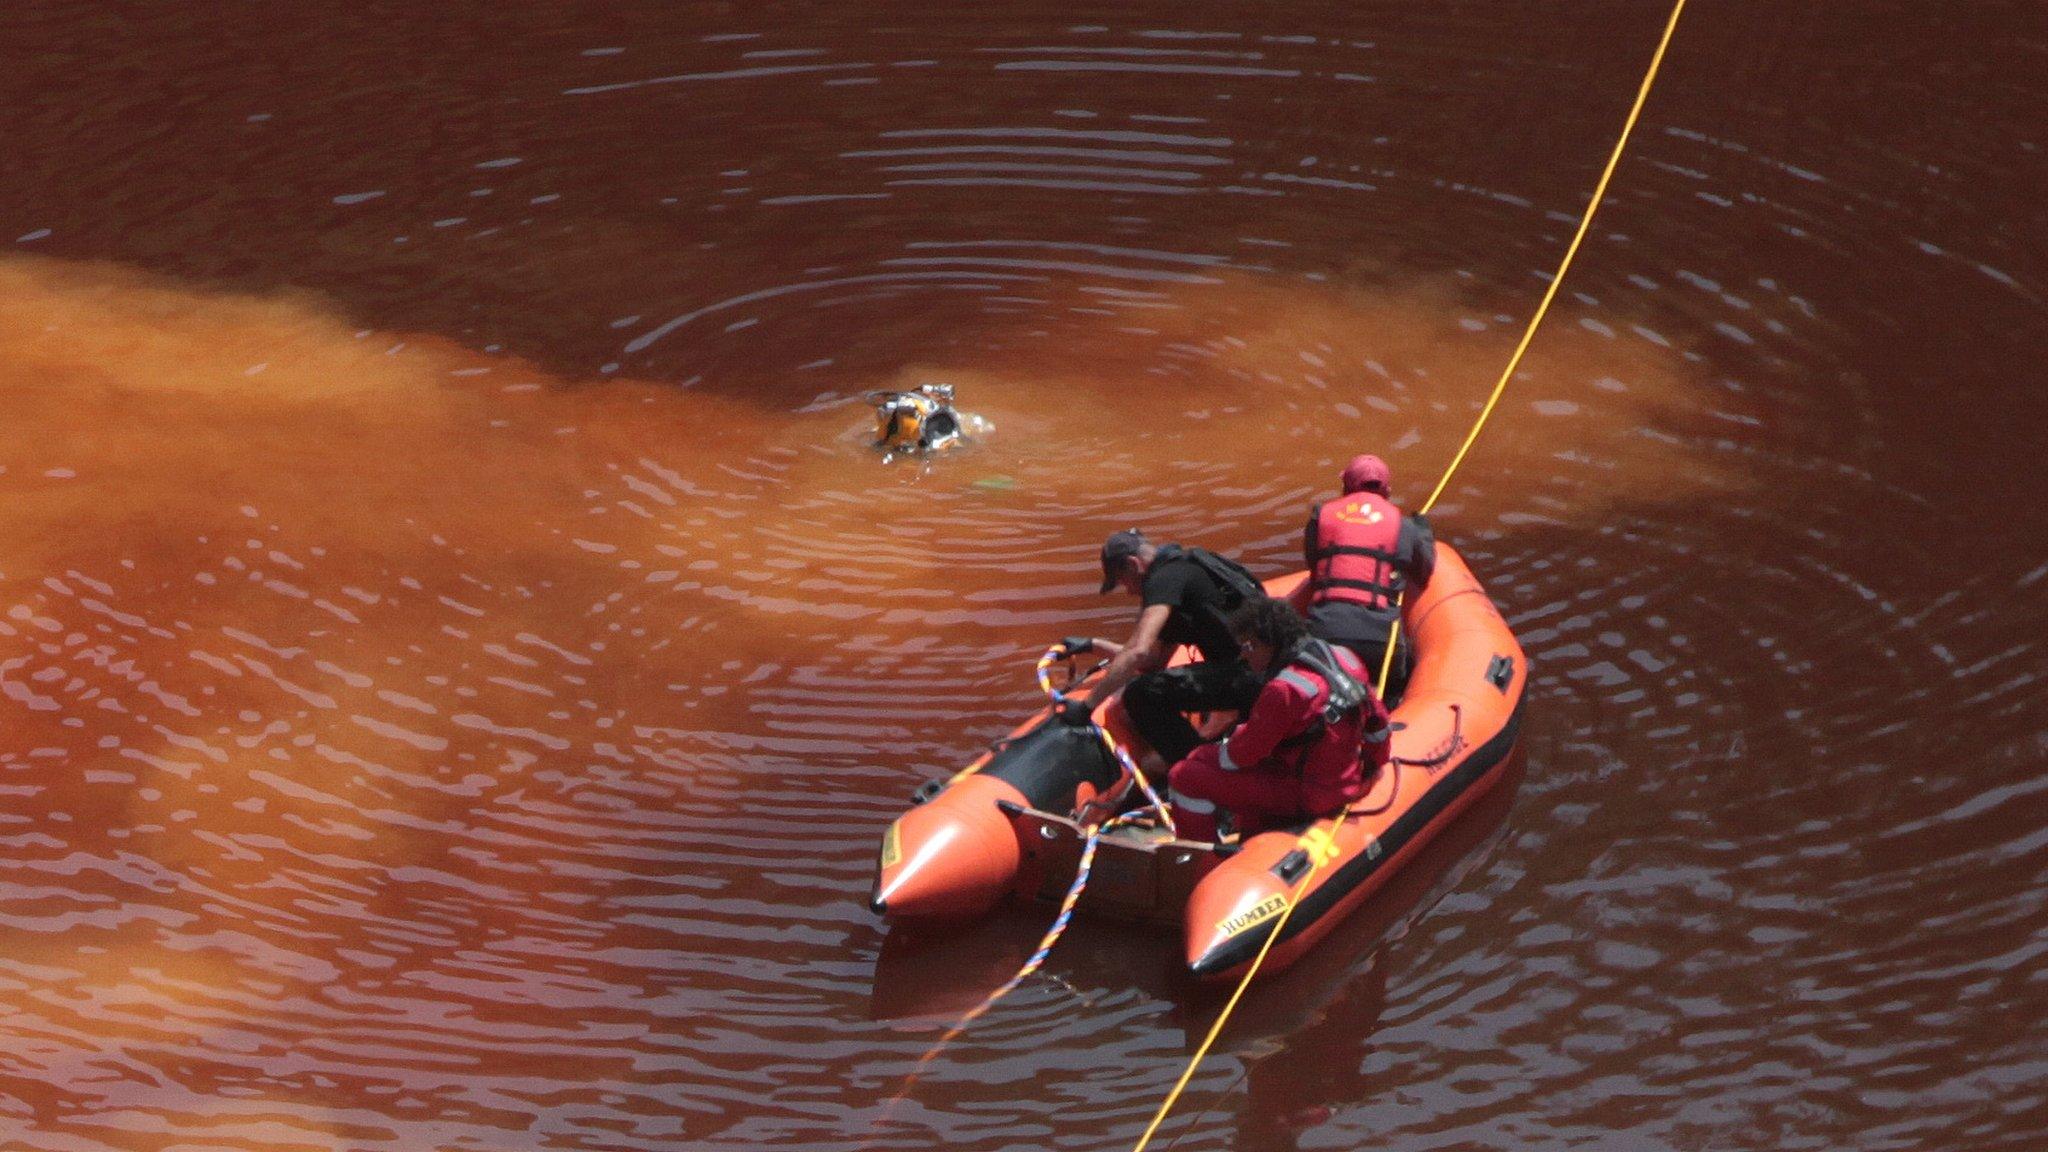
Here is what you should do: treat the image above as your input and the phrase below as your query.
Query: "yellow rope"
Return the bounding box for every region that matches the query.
[1130,4,1688,1148]
[1130,805,1357,1152]
[1421,0,1689,517]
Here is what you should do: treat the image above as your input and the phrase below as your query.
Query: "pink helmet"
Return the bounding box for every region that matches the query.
[1340,454,1391,495]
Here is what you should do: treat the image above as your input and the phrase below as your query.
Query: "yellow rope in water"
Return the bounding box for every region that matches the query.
[1129,808,1360,1152]
[1130,4,1689,1148]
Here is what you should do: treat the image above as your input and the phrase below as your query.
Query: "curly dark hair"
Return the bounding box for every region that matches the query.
[1228,595,1306,653]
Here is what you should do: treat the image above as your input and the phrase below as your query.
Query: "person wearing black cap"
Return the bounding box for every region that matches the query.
[1057,529,1269,766]
[1303,454,1435,701]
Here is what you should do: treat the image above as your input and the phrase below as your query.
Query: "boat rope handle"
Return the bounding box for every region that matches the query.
[1348,760,1401,819]
[1034,642,1077,701]
[947,640,1104,786]
[1131,4,1690,1147]
[1037,641,1176,833]
[1390,703,1465,772]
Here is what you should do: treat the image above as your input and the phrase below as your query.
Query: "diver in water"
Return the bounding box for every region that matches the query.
[870,383,970,457]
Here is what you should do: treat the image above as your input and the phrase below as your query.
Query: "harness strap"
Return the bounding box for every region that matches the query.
[1316,576,1402,597]
[1184,547,1265,608]
[1288,640,1370,715]
[1276,721,1325,752]
[1312,544,1401,562]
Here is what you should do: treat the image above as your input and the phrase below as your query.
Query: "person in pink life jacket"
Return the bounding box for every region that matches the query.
[1166,597,1391,842]
[1303,454,1435,702]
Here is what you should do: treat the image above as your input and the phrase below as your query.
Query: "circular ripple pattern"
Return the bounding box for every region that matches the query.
[3,3,2044,1151]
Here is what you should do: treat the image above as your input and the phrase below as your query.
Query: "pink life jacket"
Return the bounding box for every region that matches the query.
[1309,491,1405,611]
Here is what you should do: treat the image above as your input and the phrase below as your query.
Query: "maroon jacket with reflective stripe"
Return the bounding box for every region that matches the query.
[1220,644,1389,815]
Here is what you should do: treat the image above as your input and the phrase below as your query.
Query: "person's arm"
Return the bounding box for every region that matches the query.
[1074,604,1170,707]
[1400,512,1436,591]
[1216,680,1298,771]
[1301,504,1320,571]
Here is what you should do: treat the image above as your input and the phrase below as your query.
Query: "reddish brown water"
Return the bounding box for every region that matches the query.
[4,4,2043,1150]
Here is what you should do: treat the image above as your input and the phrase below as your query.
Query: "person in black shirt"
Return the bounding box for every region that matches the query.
[1058,529,1267,766]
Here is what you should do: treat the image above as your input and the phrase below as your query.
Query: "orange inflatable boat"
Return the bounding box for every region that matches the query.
[870,543,1526,980]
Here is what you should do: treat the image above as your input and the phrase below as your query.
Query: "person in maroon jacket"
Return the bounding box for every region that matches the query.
[1166,598,1391,842]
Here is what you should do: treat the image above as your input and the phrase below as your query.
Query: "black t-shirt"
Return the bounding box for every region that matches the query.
[1141,553,1241,666]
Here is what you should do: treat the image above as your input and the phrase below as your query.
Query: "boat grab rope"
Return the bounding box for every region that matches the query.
[1341,703,1466,821]
[1100,733,1177,834]
[1391,704,1466,772]
[1133,3,1690,1149]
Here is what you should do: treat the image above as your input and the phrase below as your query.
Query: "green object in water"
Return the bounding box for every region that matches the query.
[972,474,1016,491]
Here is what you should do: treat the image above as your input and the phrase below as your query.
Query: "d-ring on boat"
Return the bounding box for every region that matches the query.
[870,544,1525,980]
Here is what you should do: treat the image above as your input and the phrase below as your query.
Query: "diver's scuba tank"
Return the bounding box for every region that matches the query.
[870,383,967,454]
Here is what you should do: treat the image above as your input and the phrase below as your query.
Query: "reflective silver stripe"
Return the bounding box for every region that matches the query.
[1276,669,1321,698]
[1170,790,1216,815]
[1217,741,1242,772]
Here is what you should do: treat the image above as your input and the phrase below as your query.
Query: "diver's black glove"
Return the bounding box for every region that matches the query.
[1055,697,1094,726]
[1059,636,1095,656]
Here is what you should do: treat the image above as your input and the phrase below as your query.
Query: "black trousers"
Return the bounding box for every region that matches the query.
[1123,660,1264,764]
[1308,603,1411,703]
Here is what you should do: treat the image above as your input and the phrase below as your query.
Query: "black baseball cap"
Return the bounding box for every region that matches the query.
[1099,529,1146,593]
